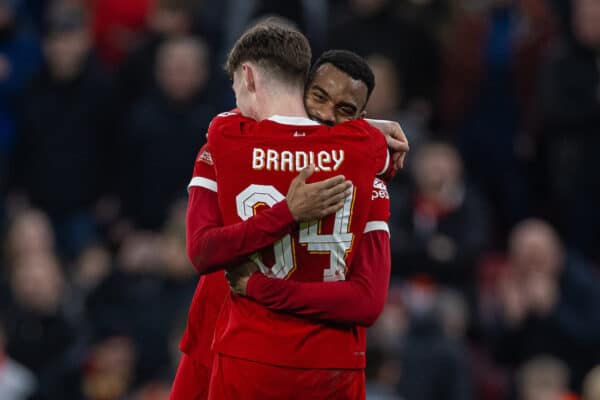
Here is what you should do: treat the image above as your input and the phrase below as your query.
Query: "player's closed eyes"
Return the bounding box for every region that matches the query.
[311,91,327,103]
[339,106,355,116]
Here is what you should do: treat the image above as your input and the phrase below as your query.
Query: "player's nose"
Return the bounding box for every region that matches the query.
[315,109,335,127]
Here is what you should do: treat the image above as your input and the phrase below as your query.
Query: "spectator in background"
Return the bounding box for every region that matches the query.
[82,336,136,400]
[66,243,112,319]
[364,54,402,121]
[90,0,151,66]
[130,380,171,400]
[368,285,409,354]
[516,356,572,400]
[485,219,600,390]
[86,201,195,384]
[116,0,196,116]
[156,199,197,309]
[86,231,171,383]
[19,0,49,34]
[582,366,600,400]
[221,1,328,61]
[1,207,54,310]
[365,346,403,400]
[10,2,113,259]
[368,282,474,400]
[120,36,214,229]
[4,208,54,262]
[250,0,328,54]
[396,282,473,400]
[388,141,491,300]
[0,0,41,194]
[436,288,470,342]
[440,0,556,233]
[366,53,431,171]
[4,253,84,399]
[536,0,600,260]
[395,0,459,45]
[328,0,441,113]
[0,317,36,400]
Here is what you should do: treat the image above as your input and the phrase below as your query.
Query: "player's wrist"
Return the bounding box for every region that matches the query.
[275,199,297,225]
[245,273,264,299]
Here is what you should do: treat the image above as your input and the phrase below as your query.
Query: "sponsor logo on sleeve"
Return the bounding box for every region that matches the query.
[197,150,213,165]
[372,178,389,200]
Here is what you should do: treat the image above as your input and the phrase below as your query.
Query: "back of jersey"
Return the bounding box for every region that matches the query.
[208,112,388,369]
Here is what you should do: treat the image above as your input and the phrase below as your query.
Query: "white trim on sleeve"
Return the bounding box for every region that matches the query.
[188,177,217,193]
[364,221,390,236]
[377,150,391,176]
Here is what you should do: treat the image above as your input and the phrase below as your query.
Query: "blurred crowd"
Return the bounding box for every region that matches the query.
[0,0,598,399]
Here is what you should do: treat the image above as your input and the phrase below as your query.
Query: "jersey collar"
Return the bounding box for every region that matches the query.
[267,115,320,126]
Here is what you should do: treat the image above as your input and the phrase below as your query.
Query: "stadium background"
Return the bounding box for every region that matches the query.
[0,0,599,399]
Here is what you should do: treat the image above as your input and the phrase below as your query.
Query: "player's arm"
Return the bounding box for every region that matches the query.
[187,148,352,275]
[365,119,409,173]
[228,179,393,327]
[239,228,391,327]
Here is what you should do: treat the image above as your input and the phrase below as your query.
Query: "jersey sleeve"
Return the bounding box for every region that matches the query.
[186,145,298,275]
[365,178,391,233]
[356,119,391,177]
[205,109,254,156]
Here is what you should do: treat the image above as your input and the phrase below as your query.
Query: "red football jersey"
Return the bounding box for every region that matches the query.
[181,146,392,372]
[208,112,389,369]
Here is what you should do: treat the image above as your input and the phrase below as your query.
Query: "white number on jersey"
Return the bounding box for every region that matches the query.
[235,184,355,281]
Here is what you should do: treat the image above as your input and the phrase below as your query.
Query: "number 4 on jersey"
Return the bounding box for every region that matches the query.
[236,184,355,281]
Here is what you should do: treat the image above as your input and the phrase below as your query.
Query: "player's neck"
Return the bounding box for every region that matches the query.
[255,86,308,121]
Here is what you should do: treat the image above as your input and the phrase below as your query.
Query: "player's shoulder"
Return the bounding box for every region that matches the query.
[331,119,387,152]
[332,119,380,138]
[208,109,255,136]
[190,144,216,182]
[333,119,387,161]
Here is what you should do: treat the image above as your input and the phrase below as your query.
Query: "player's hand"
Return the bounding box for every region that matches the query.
[226,260,259,296]
[365,119,409,171]
[286,165,353,222]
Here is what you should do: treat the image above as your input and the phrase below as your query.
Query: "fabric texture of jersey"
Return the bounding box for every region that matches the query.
[207,354,366,400]
[169,353,211,400]
[208,111,388,369]
[181,151,391,375]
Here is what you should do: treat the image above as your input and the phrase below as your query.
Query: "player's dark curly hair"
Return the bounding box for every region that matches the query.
[225,20,312,88]
[307,50,375,101]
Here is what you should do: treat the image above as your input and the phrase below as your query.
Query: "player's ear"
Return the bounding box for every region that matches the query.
[242,63,256,93]
[359,109,367,119]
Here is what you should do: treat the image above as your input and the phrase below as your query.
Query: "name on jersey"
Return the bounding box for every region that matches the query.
[252,148,344,172]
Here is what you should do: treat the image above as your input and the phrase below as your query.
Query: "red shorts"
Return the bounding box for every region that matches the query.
[207,354,365,400]
[170,353,211,400]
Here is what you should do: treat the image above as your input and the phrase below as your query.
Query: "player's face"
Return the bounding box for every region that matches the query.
[304,63,369,126]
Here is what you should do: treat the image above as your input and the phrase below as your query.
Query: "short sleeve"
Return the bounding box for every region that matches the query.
[364,178,390,236]
[206,109,255,165]
[344,119,390,177]
[188,144,217,193]
[372,128,390,177]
